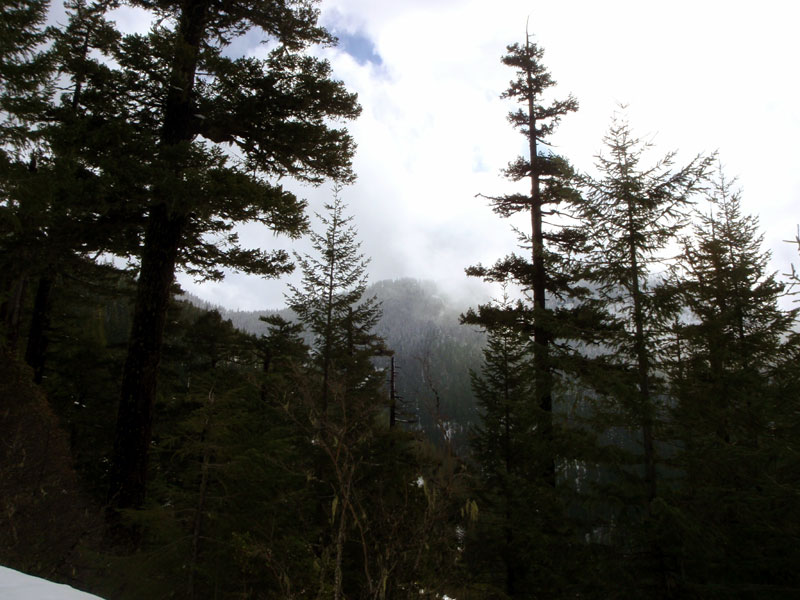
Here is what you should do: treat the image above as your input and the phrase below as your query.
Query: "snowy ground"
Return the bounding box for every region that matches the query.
[0,566,104,600]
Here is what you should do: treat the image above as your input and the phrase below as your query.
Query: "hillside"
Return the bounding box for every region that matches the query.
[184,278,487,451]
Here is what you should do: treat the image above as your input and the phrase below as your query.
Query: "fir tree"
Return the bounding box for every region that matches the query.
[0,0,52,146]
[102,0,361,512]
[25,0,130,380]
[462,30,600,599]
[578,111,710,595]
[581,112,709,498]
[288,184,384,414]
[663,167,800,594]
[466,30,582,488]
[287,186,386,598]
[465,292,539,596]
[0,0,53,348]
[257,313,308,401]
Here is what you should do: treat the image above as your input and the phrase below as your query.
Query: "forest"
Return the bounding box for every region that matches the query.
[1,0,800,598]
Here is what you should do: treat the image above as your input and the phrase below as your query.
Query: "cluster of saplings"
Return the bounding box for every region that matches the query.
[1,0,799,599]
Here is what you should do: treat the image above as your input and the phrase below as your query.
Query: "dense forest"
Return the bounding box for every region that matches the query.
[2,0,800,598]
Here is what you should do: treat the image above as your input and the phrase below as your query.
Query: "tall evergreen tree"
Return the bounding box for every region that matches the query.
[19,0,133,382]
[466,31,581,489]
[0,0,53,348]
[465,292,540,596]
[0,0,51,146]
[462,31,600,598]
[288,184,383,414]
[103,0,361,511]
[662,167,800,595]
[285,189,457,598]
[578,112,710,595]
[287,187,386,598]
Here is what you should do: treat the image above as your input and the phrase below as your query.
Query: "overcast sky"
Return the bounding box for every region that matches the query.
[103,0,800,310]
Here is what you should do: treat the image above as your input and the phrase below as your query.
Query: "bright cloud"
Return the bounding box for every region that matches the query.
[90,0,799,311]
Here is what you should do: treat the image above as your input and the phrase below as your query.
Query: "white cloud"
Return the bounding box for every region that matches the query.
[98,0,798,311]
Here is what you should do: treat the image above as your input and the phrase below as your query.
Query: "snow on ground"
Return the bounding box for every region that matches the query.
[0,566,104,600]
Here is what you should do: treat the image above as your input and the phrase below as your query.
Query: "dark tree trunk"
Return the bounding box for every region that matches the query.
[107,0,209,512]
[24,275,53,384]
[1,275,28,351]
[526,50,555,488]
[108,206,184,509]
[626,207,657,503]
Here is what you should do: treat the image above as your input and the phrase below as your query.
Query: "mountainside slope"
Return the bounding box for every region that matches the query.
[184,278,486,450]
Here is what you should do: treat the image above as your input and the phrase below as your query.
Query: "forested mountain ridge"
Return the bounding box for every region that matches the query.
[183,278,486,450]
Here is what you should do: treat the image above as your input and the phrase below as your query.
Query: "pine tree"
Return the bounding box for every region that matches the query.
[578,111,710,595]
[19,0,132,382]
[95,301,320,598]
[464,292,540,596]
[462,30,603,598]
[257,313,308,401]
[465,30,582,489]
[102,0,361,511]
[288,184,384,414]
[663,167,800,594]
[0,0,53,348]
[0,0,52,146]
[284,189,453,598]
[287,186,386,598]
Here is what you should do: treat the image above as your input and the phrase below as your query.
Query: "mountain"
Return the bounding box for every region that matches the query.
[182,278,487,451]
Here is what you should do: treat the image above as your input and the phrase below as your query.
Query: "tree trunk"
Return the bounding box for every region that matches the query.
[107,0,209,512]
[24,275,53,384]
[1,275,27,351]
[627,208,657,503]
[525,45,555,488]
[108,205,184,510]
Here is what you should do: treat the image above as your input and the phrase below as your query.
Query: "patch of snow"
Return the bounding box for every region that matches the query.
[0,566,105,600]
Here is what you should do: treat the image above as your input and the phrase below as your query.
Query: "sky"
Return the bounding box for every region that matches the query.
[98,1,800,310]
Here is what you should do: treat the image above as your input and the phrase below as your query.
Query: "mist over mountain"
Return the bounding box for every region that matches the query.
[182,278,488,450]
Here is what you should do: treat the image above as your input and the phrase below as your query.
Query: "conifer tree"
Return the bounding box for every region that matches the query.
[0,0,53,348]
[102,0,361,511]
[285,189,453,598]
[578,112,710,595]
[465,292,540,596]
[580,113,709,502]
[465,28,583,488]
[287,187,386,598]
[288,184,383,414]
[19,0,132,381]
[0,0,51,146]
[257,313,308,401]
[101,303,320,598]
[663,168,800,594]
[462,30,599,598]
